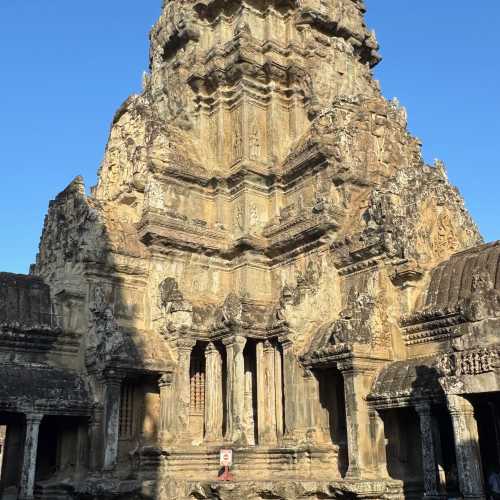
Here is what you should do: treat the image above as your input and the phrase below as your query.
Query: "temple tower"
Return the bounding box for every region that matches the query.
[29,1,486,498]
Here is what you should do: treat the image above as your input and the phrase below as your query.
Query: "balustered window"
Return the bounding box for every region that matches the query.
[190,347,206,415]
[119,382,135,438]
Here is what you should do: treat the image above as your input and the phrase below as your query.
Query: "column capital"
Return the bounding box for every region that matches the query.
[159,372,174,388]
[263,339,274,352]
[415,401,433,416]
[25,413,43,425]
[222,334,246,348]
[176,337,196,352]
[337,357,377,375]
[205,341,219,355]
[101,368,125,384]
[89,409,103,427]
[446,394,475,417]
[278,334,293,350]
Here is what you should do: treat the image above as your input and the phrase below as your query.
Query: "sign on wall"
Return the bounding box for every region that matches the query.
[219,449,233,467]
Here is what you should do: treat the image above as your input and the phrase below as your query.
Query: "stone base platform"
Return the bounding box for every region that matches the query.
[33,476,404,500]
[154,478,405,500]
[139,445,344,482]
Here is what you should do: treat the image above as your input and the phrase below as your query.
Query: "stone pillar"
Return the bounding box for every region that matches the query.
[274,345,284,441]
[281,336,302,442]
[263,341,277,445]
[257,340,277,445]
[102,370,123,470]
[256,341,266,444]
[88,410,103,472]
[158,372,174,446]
[223,335,247,443]
[205,342,223,443]
[75,420,89,477]
[369,409,389,478]
[415,403,442,498]
[304,369,319,442]
[340,364,373,478]
[176,338,196,444]
[19,413,43,500]
[447,395,485,500]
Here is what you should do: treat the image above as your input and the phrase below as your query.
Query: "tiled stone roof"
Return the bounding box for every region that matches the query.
[422,241,500,313]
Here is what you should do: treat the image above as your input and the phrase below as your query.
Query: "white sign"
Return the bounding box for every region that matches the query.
[220,449,233,467]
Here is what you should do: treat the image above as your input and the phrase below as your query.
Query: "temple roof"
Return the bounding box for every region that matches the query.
[368,356,443,406]
[0,364,92,414]
[420,241,500,314]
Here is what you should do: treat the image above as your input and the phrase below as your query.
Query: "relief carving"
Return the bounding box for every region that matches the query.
[159,278,193,334]
[88,286,128,366]
[221,292,247,328]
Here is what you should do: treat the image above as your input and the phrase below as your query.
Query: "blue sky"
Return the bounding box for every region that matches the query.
[0,1,499,274]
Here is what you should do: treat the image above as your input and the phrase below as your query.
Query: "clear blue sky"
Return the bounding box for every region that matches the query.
[0,2,499,274]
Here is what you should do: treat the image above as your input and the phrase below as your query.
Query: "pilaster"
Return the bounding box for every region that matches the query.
[304,368,319,443]
[257,340,278,445]
[159,372,175,446]
[102,369,123,470]
[446,395,485,500]
[339,362,375,479]
[19,413,43,500]
[88,409,104,472]
[415,402,444,499]
[280,335,299,442]
[274,344,284,441]
[176,338,197,444]
[204,342,223,443]
[223,335,247,444]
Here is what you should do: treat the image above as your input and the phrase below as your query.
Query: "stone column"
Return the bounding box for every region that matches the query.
[158,372,174,446]
[340,364,374,478]
[88,410,103,472]
[223,337,234,441]
[304,369,319,443]
[257,341,278,445]
[281,336,301,442]
[256,341,266,444]
[223,335,247,443]
[75,420,89,476]
[274,345,284,441]
[19,413,43,500]
[205,342,223,443]
[447,395,485,500]
[176,338,196,444]
[415,403,442,498]
[263,341,277,445]
[369,409,389,478]
[102,370,123,470]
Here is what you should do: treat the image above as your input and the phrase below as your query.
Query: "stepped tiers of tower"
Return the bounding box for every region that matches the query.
[1,1,499,499]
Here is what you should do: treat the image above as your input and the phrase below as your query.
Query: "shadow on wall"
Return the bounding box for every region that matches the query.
[28,176,169,499]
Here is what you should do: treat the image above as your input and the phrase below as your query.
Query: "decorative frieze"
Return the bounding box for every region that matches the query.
[439,346,500,377]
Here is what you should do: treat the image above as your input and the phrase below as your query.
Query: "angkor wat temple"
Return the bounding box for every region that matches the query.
[1,1,498,499]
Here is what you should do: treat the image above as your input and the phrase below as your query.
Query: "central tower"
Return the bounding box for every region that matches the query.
[32,1,482,498]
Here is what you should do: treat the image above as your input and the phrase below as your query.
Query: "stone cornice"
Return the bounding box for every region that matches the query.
[0,323,80,356]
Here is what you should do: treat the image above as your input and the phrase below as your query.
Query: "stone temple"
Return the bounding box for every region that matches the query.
[1,1,499,499]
